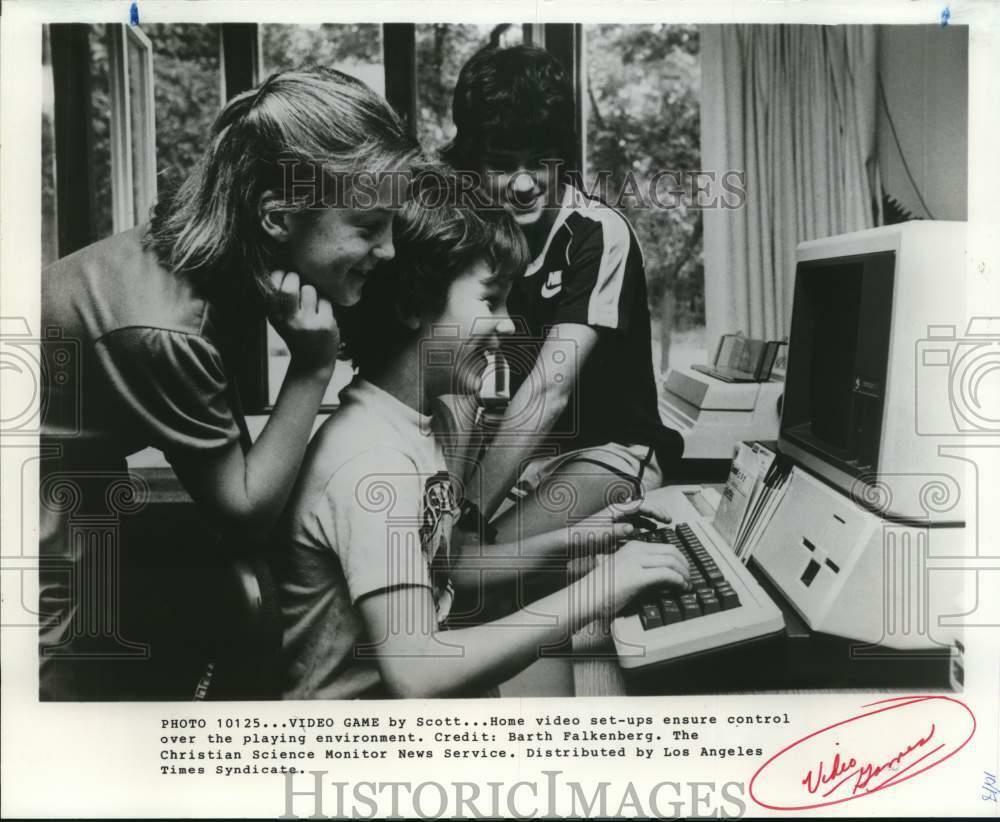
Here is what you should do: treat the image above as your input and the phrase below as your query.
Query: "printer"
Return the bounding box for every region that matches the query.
[658,366,784,460]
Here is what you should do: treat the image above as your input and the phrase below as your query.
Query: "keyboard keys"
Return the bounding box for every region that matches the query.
[658,597,682,625]
[715,585,740,610]
[679,593,702,620]
[640,603,664,629]
[675,528,697,551]
[632,523,743,629]
[697,589,721,614]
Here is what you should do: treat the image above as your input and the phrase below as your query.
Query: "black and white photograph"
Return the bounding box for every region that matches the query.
[2,0,999,818]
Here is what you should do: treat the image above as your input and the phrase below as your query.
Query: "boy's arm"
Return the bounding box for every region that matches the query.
[452,492,673,589]
[467,323,599,519]
[358,538,690,699]
[451,512,635,589]
[448,499,671,590]
[469,214,641,519]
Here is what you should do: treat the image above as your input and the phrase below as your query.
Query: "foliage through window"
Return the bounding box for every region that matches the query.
[141,24,222,198]
[41,27,58,267]
[585,24,705,372]
[262,24,385,94]
[89,24,113,242]
[415,24,523,156]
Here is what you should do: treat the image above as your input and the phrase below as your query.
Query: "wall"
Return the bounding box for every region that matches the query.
[877,25,968,221]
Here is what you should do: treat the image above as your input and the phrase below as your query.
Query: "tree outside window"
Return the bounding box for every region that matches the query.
[415,24,523,156]
[585,24,705,373]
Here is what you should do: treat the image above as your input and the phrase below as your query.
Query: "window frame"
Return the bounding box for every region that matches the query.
[49,24,95,257]
[107,24,157,233]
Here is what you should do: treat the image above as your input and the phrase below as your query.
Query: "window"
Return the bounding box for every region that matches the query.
[415,24,524,156]
[48,24,225,252]
[107,24,157,231]
[583,24,705,373]
[141,24,222,196]
[50,23,706,410]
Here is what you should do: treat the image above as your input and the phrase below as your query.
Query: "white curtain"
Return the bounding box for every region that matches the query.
[700,25,880,346]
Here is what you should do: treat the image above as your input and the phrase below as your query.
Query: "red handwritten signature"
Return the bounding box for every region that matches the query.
[750,696,976,811]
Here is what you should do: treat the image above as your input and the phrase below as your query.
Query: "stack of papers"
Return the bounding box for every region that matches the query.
[712,442,791,562]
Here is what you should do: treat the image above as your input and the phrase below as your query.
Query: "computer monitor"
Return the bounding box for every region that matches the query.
[778,221,969,523]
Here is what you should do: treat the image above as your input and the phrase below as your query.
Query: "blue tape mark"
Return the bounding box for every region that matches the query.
[130,1,139,26]
[940,6,950,26]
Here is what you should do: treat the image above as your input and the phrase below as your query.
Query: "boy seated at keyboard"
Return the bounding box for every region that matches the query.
[277,178,691,698]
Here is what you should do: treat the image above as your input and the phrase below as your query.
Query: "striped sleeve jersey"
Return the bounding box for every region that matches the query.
[503,184,682,464]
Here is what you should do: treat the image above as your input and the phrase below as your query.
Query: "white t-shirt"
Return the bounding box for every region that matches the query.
[279,378,457,699]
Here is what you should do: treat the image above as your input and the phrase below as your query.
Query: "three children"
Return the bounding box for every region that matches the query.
[41,45,681,700]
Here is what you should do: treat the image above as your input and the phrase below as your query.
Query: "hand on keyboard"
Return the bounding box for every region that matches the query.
[572,504,664,550]
[624,513,665,533]
[609,540,691,608]
[613,488,678,527]
[626,524,743,630]
[609,496,786,670]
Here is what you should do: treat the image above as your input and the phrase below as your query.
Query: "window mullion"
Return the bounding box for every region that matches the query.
[220,23,269,413]
[383,23,417,135]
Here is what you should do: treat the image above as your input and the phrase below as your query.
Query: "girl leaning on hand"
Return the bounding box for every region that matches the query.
[39,67,419,700]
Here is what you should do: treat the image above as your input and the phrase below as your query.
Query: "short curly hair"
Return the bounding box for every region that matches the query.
[336,170,529,376]
[441,45,577,174]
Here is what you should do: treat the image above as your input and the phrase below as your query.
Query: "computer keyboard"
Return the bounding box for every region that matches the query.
[612,510,785,669]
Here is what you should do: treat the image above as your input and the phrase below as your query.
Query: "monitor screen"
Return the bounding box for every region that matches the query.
[806,263,863,451]
[780,251,895,477]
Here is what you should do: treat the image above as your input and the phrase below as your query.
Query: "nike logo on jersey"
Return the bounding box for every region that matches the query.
[541,270,563,299]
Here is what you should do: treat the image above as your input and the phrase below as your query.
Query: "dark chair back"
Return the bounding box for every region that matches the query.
[194,555,283,700]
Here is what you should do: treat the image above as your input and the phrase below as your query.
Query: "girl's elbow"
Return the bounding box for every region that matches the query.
[381,667,437,700]
[379,652,451,699]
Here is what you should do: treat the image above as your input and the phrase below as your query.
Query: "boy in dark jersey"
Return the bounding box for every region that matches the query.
[442,45,683,544]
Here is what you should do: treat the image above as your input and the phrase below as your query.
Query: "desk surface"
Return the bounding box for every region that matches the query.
[569,582,955,697]
[572,620,630,696]
[569,624,944,696]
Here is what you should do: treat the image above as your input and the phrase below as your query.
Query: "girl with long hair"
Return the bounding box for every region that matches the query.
[39,67,419,699]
